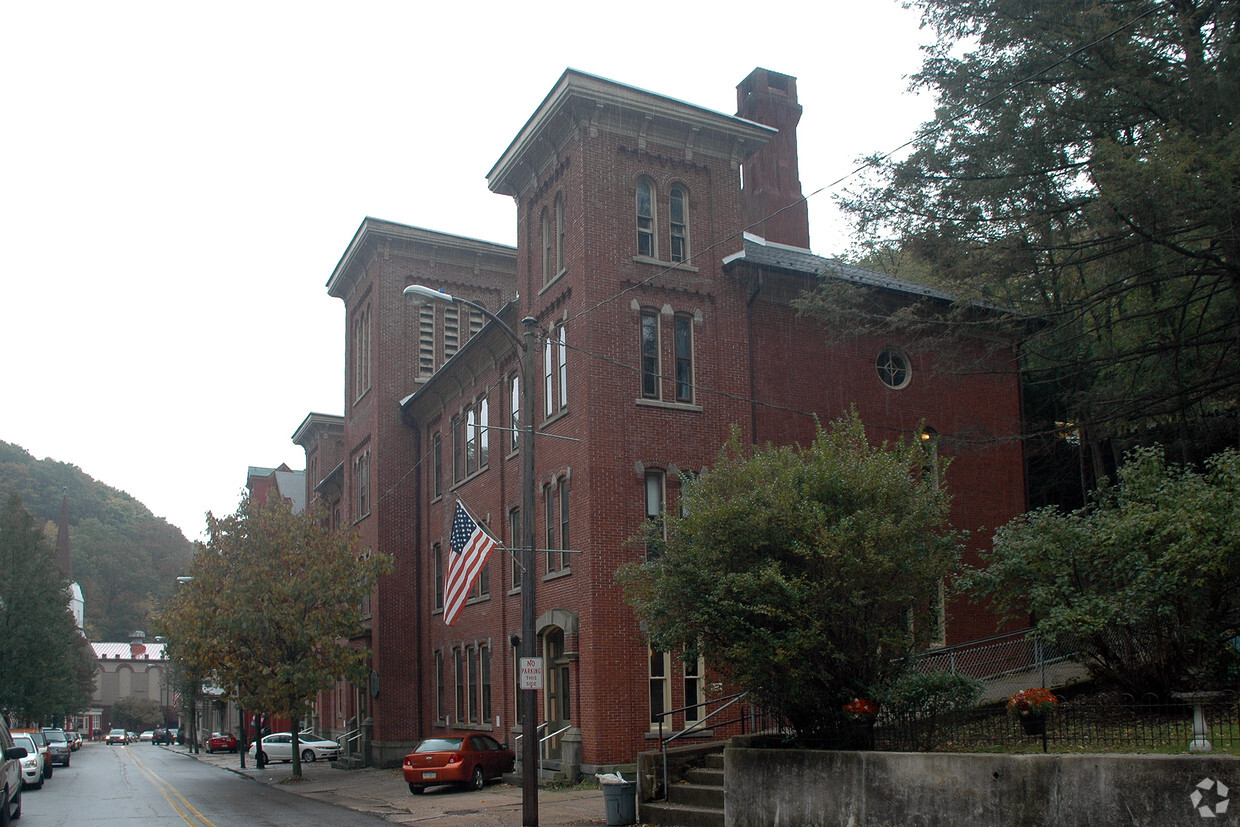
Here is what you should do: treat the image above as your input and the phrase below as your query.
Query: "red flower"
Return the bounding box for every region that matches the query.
[1006,688,1058,718]
[843,698,879,718]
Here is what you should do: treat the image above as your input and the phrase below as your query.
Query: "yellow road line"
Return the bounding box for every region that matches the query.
[123,749,218,827]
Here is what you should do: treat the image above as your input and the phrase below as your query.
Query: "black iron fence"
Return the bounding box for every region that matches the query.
[871,691,1240,754]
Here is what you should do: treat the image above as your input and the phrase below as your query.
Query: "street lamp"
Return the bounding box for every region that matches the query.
[403,284,541,826]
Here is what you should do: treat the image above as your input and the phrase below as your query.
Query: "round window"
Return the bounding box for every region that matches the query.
[876,349,911,389]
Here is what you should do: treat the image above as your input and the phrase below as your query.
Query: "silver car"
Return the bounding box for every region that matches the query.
[1,718,26,821]
[10,733,43,789]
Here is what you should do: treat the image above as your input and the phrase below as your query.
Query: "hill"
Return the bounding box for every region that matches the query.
[0,440,195,640]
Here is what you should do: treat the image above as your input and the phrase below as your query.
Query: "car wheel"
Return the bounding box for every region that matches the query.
[42,766,51,780]
[301,749,316,762]
[408,783,424,795]
[10,786,19,821]
[29,774,42,792]
[205,747,212,754]
[470,765,485,791]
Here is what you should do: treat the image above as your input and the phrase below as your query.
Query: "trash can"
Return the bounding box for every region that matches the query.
[602,779,636,826]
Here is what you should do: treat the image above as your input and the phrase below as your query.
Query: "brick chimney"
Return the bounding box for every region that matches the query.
[737,68,810,249]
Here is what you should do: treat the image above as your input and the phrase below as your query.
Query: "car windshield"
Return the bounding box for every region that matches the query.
[13,734,35,752]
[26,732,46,746]
[415,738,463,752]
[44,731,66,743]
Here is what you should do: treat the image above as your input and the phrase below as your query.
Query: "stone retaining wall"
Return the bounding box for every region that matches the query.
[725,747,1240,826]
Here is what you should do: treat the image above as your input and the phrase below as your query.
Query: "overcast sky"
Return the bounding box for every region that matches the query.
[1,1,935,541]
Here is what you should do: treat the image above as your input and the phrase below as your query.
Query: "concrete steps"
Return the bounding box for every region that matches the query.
[642,751,725,827]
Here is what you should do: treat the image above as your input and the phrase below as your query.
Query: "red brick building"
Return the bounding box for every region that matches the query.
[296,68,1027,774]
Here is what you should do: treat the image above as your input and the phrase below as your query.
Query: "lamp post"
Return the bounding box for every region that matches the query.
[403,284,540,826]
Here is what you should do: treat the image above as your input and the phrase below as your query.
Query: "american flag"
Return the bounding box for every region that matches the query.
[444,500,497,626]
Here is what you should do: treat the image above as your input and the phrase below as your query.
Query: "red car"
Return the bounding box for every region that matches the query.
[402,734,514,794]
[205,732,239,753]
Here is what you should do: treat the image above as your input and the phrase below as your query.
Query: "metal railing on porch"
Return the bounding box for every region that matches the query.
[514,721,572,780]
[652,691,784,801]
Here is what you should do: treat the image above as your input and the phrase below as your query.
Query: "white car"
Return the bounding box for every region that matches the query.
[11,732,43,790]
[248,732,341,763]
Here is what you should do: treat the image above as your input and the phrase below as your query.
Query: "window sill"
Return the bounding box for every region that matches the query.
[644,728,714,740]
[632,256,698,273]
[542,408,569,427]
[542,568,572,582]
[635,398,702,413]
[539,269,568,295]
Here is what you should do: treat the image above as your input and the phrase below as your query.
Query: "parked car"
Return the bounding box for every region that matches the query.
[152,728,174,745]
[10,733,44,790]
[104,728,129,746]
[1,718,26,821]
[248,732,341,763]
[205,732,239,754]
[41,728,71,767]
[64,730,83,750]
[12,729,51,778]
[402,734,514,794]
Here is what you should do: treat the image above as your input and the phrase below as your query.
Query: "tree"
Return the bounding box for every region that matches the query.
[838,0,1240,491]
[619,415,961,740]
[111,697,164,733]
[0,493,97,724]
[962,446,1240,697]
[158,494,391,777]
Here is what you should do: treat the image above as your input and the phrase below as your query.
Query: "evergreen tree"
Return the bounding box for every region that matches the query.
[0,493,96,723]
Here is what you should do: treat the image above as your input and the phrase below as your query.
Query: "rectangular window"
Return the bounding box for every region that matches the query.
[455,648,465,724]
[432,432,442,499]
[641,309,660,399]
[649,649,671,727]
[481,645,492,724]
[646,470,665,559]
[467,646,479,723]
[545,483,559,573]
[510,507,522,589]
[434,542,444,611]
[435,650,445,720]
[674,313,694,403]
[559,477,570,570]
[684,656,706,723]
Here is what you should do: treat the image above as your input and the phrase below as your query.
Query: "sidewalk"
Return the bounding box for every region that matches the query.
[163,743,609,825]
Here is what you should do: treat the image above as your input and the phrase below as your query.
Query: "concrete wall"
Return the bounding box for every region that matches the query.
[726,747,1240,826]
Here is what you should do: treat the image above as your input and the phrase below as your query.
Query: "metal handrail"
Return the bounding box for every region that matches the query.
[654,692,750,801]
[539,723,571,779]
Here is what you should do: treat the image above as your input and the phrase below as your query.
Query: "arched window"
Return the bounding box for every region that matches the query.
[555,192,565,275]
[636,178,656,258]
[669,185,688,262]
[541,207,553,284]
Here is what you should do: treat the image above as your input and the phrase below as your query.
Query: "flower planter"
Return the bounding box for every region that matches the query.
[1019,714,1046,737]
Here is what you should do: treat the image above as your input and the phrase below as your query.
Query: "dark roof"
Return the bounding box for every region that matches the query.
[723,233,961,304]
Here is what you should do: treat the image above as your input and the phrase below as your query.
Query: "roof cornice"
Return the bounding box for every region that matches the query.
[487,68,776,199]
[326,217,516,300]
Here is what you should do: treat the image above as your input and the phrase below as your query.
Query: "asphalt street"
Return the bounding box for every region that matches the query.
[163,740,609,826]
